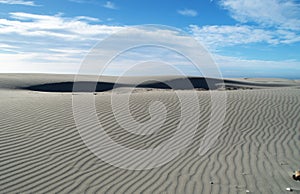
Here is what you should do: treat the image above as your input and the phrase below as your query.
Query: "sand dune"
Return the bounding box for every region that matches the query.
[0,74,300,193]
[23,76,300,92]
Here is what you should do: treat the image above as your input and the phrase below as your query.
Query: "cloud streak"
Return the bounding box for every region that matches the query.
[0,12,123,40]
[0,0,37,6]
[189,24,300,48]
[220,0,300,30]
[103,1,117,9]
[178,9,198,17]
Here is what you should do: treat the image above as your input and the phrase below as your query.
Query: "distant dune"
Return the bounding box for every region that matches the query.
[0,74,300,193]
[0,73,298,92]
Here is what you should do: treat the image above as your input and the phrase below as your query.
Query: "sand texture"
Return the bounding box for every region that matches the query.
[0,74,300,193]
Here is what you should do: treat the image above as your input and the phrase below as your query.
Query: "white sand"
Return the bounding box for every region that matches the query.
[0,74,300,193]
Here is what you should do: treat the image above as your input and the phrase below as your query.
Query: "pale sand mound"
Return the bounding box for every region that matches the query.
[0,74,300,193]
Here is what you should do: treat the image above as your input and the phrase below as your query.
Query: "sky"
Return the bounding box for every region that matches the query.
[0,0,300,78]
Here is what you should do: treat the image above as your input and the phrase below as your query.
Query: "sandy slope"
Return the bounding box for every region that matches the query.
[0,74,300,193]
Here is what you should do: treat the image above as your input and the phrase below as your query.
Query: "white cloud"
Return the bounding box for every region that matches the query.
[0,20,220,75]
[74,16,100,22]
[187,1,300,49]
[0,12,299,78]
[189,24,300,48]
[0,43,18,49]
[0,12,123,40]
[0,12,125,73]
[0,13,204,74]
[220,0,300,30]
[49,48,87,55]
[178,9,198,17]
[103,1,117,9]
[0,0,37,6]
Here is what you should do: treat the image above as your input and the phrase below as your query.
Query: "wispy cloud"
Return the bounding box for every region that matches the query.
[178,9,198,17]
[189,1,300,48]
[0,0,37,6]
[103,1,117,9]
[0,43,18,49]
[189,25,300,48]
[0,12,122,39]
[0,15,216,74]
[1,10,299,77]
[74,16,100,22]
[0,12,124,73]
[220,0,300,30]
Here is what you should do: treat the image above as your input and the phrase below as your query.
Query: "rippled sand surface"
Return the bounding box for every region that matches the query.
[0,74,300,193]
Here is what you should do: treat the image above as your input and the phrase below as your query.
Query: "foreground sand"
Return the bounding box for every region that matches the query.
[0,74,300,193]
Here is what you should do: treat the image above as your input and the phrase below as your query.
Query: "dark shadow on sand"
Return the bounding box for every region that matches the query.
[23,77,291,93]
[23,77,220,92]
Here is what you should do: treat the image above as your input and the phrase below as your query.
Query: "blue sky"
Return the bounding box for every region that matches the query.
[0,0,300,78]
